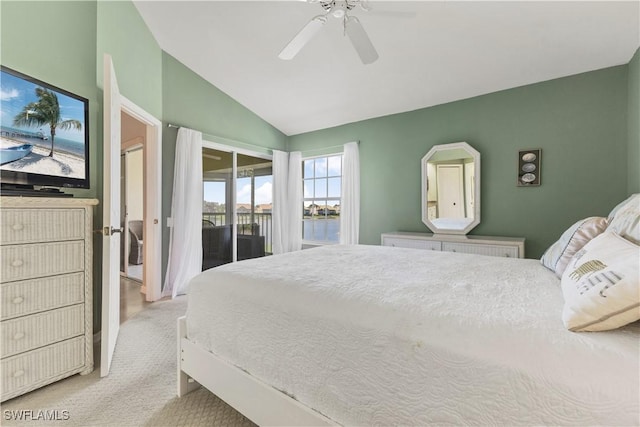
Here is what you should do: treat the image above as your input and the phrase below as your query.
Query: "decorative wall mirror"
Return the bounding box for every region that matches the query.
[421,142,481,235]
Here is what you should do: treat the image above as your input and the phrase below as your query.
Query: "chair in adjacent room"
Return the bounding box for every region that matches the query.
[129,220,144,265]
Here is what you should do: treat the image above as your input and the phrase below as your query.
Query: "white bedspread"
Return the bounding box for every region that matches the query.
[186,245,640,426]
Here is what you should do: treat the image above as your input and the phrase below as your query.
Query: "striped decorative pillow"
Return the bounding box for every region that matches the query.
[540,217,608,278]
[561,232,640,332]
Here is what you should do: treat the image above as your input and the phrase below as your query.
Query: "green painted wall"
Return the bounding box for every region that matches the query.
[1,0,101,330]
[1,1,285,327]
[0,1,99,200]
[93,1,162,330]
[628,48,640,194]
[96,1,162,120]
[1,0,163,332]
[289,66,630,258]
[1,0,637,325]
[161,52,288,280]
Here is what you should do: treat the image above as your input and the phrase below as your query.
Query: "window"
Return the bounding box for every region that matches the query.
[303,155,342,243]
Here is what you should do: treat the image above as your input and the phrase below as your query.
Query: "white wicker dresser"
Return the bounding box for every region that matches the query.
[0,197,98,401]
[381,231,526,258]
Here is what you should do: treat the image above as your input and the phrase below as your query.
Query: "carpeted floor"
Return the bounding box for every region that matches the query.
[2,296,255,427]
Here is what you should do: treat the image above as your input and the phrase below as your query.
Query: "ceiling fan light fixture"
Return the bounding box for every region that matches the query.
[332,6,346,18]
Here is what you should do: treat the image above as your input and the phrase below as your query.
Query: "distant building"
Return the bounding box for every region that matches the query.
[306,203,340,216]
[236,204,252,213]
[255,203,272,214]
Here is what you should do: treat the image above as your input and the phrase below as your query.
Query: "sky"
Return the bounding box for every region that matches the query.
[203,155,343,207]
[204,176,273,205]
[303,156,341,202]
[1,69,86,142]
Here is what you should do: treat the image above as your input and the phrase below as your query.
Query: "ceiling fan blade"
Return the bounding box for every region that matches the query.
[278,15,327,60]
[344,16,378,64]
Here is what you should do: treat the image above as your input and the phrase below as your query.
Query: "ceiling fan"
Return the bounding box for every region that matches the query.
[278,0,379,65]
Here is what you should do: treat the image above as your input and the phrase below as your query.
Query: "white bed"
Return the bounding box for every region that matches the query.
[178,244,640,426]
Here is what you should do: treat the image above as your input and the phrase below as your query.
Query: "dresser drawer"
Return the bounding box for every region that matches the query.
[442,242,520,258]
[1,304,85,358]
[0,241,84,283]
[1,209,85,245]
[1,336,84,401]
[1,273,84,321]
[383,237,442,251]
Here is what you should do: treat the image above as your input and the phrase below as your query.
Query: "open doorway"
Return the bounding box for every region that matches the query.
[120,111,147,319]
[121,147,144,282]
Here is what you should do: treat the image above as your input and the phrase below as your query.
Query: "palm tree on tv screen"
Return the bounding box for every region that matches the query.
[13,87,82,157]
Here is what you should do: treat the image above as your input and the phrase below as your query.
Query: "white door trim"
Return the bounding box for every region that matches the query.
[120,152,129,279]
[120,96,162,302]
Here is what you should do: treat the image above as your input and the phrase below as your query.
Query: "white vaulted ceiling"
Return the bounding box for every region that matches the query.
[133,1,640,136]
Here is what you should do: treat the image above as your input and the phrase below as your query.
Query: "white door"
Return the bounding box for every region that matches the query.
[436,164,465,218]
[101,54,122,377]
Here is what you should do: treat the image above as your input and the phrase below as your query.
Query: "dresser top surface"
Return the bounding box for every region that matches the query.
[382,231,525,244]
[0,197,98,208]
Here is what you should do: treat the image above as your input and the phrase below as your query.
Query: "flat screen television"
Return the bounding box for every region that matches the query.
[0,65,89,196]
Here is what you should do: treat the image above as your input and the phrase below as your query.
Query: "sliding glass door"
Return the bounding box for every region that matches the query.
[236,153,273,260]
[202,148,233,269]
[202,145,272,271]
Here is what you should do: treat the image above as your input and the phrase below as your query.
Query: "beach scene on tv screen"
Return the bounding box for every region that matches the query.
[0,70,86,180]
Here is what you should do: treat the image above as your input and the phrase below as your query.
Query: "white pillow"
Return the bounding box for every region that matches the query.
[561,232,640,332]
[540,217,608,278]
[606,193,640,244]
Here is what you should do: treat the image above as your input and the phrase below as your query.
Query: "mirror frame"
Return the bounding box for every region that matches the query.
[421,141,481,235]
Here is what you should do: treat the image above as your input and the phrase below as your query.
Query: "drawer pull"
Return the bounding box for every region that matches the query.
[13,332,25,340]
[12,296,24,304]
[12,223,24,231]
[13,370,25,378]
[11,259,24,267]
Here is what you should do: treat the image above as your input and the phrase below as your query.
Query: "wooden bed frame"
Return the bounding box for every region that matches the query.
[177,316,335,426]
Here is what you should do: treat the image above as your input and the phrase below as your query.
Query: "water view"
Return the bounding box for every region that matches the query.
[303,218,340,243]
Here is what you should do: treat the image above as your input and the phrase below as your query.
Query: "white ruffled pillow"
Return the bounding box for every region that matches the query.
[561,232,640,332]
[540,217,608,278]
[606,193,640,244]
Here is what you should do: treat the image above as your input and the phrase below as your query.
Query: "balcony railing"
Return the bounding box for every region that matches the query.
[202,212,272,255]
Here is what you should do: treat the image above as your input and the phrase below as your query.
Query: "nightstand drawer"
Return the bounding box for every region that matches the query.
[1,272,84,321]
[1,209,85,245]
[383,237,442,251]
[442,242,520,258]
[1,336,84,401]
[1,304,84,358]
[0,241,84,283]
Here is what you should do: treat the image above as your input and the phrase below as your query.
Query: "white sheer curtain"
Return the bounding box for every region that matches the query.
[340,142,360,245]
[163,128,203,298]
[287,151,303,252]
[272,150,303,254]
[272,150,289,255]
